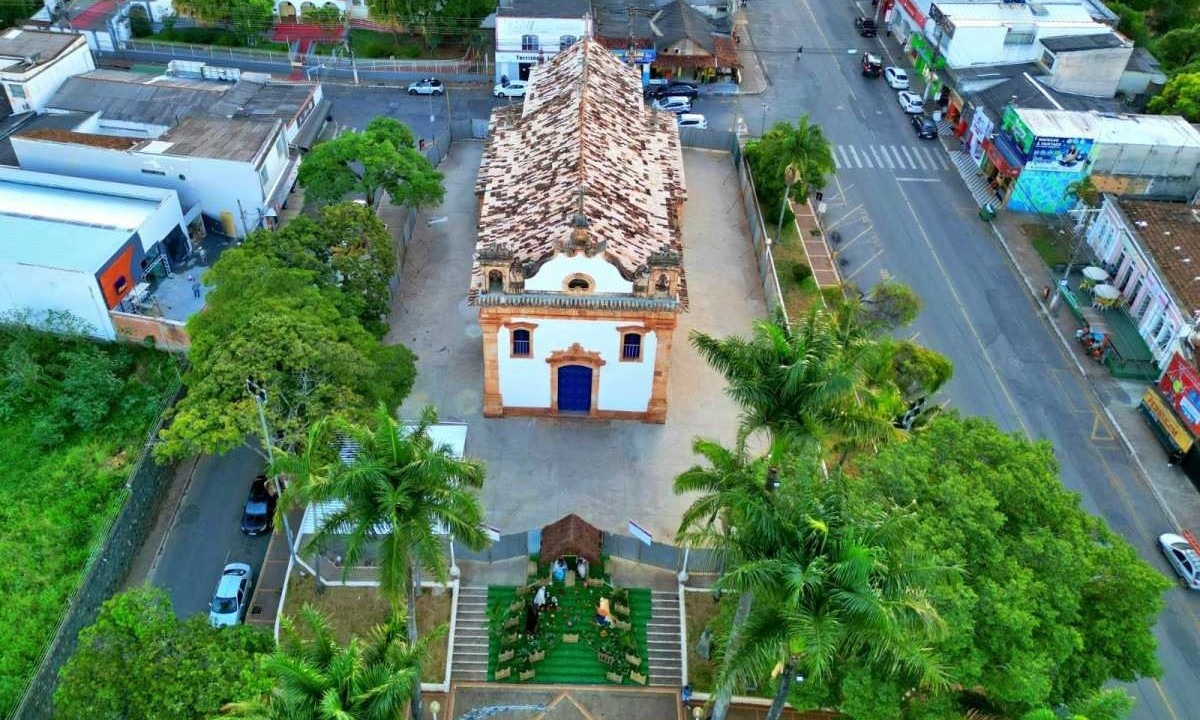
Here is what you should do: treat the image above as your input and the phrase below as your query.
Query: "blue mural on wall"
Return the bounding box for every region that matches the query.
[1007,167,1089,214]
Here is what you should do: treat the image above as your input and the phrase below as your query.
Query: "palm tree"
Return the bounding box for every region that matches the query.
[691,309,899,460]
[224,605,433,719]
[714,471,947,720]
[274,403,489,720]
[757,115,836,203]
[674,439,804,720]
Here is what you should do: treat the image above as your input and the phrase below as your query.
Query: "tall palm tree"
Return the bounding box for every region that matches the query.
[274,403,489,720]
[691,309,899,460]
[714,471,947,720]
[224,605,433,719]
[674,439,804,720]
[757,114,836,203]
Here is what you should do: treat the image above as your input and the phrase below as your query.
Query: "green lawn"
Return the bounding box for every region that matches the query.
[0,342,177,714]
[1022,223,1072,268]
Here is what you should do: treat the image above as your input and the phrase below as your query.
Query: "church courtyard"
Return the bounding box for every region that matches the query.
[385,141,766,540]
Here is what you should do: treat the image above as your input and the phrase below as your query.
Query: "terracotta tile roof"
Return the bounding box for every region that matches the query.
[1121,200,1200,314]
[474,38,687,302]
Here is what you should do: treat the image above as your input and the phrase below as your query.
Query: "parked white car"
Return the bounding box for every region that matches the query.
[493,80,527,98]
[677,113,708,130]
[897,91,925,114]
[884,66,909,90]
[209,562,252,627]
[652,96,693,114]
[407,77,444,95]
[1159,533,1200,590]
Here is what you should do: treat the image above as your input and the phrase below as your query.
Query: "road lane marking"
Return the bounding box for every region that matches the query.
[894,177,941,183]
[876,146,894,169]
[861,148,874,168]
[912,149,928,170]
[844,248,884,282]
[870,146,887,168]
[1154,679,1181,720]
[848,145,862,168]
[833,148,844,169]
[837,226,873,252]
[935,152,951,170]
[890,145,905,167]
[824,204,863,233]
[901,146,917,167]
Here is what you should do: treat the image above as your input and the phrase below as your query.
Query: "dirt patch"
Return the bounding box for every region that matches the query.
[684,590,722,692]
[282,573,451,682]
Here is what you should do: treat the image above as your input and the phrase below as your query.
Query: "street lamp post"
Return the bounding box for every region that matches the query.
[246,377,296,562]
[776,164,798,246]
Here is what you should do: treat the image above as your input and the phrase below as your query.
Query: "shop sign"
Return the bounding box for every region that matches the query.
[1024,135,1094,172]
[966,108,992,163]
[1160,352,1200,435]
[896,0,927,27]
[516,53,542,63]
[1001,106,1035,156]
[1142,387,1195,453]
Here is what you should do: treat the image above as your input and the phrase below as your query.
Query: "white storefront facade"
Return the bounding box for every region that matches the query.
[494,0,592,84]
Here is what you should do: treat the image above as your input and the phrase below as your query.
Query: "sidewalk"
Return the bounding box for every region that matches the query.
[732,12,769,96]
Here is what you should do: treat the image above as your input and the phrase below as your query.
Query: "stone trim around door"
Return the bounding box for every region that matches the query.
[546,343,606,416]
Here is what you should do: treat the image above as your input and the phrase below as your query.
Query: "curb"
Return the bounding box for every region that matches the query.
[145,455,203,582]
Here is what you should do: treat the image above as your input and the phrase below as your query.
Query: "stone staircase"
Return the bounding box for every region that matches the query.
[451,585,490,682]
[646,590,684,686]
[948,149,993,209]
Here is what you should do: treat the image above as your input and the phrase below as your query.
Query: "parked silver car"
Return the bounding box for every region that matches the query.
[651,96,693,114]
[209,562,253,627]
[1159,533,1200,590]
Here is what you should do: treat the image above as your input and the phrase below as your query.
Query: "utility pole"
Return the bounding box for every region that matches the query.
[246,377,297,562]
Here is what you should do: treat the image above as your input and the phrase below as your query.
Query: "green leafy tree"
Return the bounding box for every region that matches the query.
[1106,2,1151,46]
[274,404,489,720]
[744,115,835,210]
[170,0,230,25]
[854,415,1170,716]
[691,309,900,459]
[55,587,271,720]
[856,280,922,331]
[239,203,396,337]
[229,0,275,44]
[224,605,431,720]
[154,254,415,461]
[885,340,954,401]
[1155,24,1200,68]
[299,117,444,208]
[715,461,947,720]
[1147,72,1200,121]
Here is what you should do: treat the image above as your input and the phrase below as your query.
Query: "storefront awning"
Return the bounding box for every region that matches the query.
[1142,387,1194,456]
[982,134,1024,177]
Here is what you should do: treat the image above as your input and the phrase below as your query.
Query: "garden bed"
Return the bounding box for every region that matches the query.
[772,222,832,319]
[1021,222,1071,269]
[684,589,722,692]
[283,576,452,683]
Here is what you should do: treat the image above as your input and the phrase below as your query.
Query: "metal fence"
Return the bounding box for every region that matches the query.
[601,532,721,574]
[731,138,791,326]
[122,38,480,75]
[452,532,530,563]
[11,379,185,720]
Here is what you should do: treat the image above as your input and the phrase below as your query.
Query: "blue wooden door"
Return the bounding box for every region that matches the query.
[557,365,592,413]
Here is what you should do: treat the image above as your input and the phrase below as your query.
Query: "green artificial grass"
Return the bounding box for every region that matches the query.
[485,582,651,685]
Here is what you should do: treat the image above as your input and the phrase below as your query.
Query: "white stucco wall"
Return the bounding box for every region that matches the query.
[523,253,634,293]
[496,317,658,412]
[1,38,94,114]
[494,16,589,83]
[0,262,114,339]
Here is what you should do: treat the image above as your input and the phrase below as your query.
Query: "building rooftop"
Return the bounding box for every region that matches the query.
[1014,106,1102,137]
[497,0,592,17]
[1091,112,1200,148]
[142,117,279,162]
[0,28,84,74]
[0,110,90,165]
[0,166,171,230]
[933,1,1099,24]
[652,0,731,54]
[1120,199,1200,315]
[1125,47,1165,76]
[46,70,318,128]
[1040,31,1127,52]
[948,62,1123,117]
[474,38,686,301]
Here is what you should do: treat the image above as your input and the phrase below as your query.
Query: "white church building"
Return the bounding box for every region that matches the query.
[470,37,687,423]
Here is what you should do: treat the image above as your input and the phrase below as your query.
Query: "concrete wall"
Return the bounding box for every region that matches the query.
[939,23,1109,68]
[12,131,286,237]
[109,310,190,350]
[0,38,94,114]
[523,254,634,293]
[0,261,114,339]
[1043,46,1132,98]
[496,317,658,411]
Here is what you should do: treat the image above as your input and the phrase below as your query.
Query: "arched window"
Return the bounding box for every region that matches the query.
[522,34,539,51]
[655,274,670,292]
[512,328,531,357]
[560,35,577,50]
[567,276,591,292]
[622,333,642,360]
[488,270,504,293]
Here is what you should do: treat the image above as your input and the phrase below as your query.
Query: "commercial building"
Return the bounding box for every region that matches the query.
[4,66,326,237]
[0,28,94,117]
[494,0,593,83]
[472,38,687,422]
[0,167,191,341]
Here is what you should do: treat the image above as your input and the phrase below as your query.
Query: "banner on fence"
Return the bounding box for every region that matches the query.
[627,519,653,547]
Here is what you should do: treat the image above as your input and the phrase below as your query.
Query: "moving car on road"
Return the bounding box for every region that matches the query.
[884,66,909,89]
[652,96,693,114]
[677,113,708,130]
[1159,533,1200,589]
[897,91,925,114]
[650,82,699,99]
[493,80,527,98]
[209,563,253,627]
[407,78,444,96]
[911,115,938,140]
[239,475,276,536]
[861,53,883,77]
[855,16,877,37]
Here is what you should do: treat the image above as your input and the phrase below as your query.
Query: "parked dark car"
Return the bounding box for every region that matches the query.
[912,114,938,140]
[650,82,699,99]
[239,475,276,536]
[855,16,878,37]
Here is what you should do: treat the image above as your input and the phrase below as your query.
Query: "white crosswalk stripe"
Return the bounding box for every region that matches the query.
[832,143,954,174]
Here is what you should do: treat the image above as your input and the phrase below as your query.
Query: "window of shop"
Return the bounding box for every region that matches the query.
[522,34,539,51]
[1004,26,1036,45]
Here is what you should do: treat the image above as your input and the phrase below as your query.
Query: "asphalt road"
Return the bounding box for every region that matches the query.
[150,444,269,619]
[732,0,1200,717]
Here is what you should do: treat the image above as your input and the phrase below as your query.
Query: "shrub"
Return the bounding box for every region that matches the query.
[788,261,812,286]
[129,12,153,37]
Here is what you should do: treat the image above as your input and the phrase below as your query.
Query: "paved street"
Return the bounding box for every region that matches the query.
[148,445,269,619]
[735,0,1200,717]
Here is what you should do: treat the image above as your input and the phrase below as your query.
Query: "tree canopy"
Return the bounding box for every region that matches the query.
[154,250,415,461]
[54,587,272,720]
[298,117,444,209]
[852,415,1169,717]
[1147,72,1200,121]
[744,115,836,211]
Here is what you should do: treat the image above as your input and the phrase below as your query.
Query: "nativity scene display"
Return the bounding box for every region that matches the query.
[485,515,651,685]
